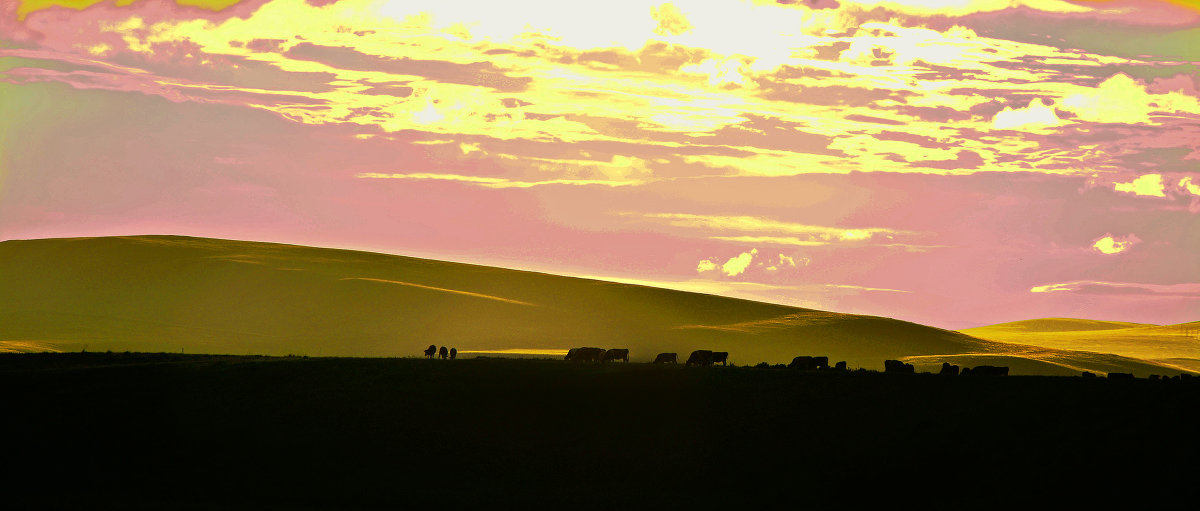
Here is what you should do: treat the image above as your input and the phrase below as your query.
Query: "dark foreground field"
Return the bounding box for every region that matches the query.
[5,353,1199,508]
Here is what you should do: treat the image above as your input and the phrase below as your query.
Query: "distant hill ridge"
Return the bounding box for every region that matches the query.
[0,235,1189,376]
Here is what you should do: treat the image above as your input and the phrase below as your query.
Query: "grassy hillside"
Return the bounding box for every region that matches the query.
[0,235,1188,375]
[961,319,1200,374]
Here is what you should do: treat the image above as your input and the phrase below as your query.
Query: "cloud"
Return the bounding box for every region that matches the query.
[696,259,718,273]
[1091,233,1141,255]
[627,212,912,244]
[1113,174,1166,197]
[1180,177,1200,196]
[992,99,1061,130]
[1030,281,1200,297]
[721,248,758,277]
[651,3,693,36]
[356,172,640,188]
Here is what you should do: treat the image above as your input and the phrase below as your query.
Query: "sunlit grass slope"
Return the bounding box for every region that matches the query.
[960,318,1200,374]
[0,235,1187,375]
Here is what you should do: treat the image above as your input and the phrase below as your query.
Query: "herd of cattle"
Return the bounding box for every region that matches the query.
[562,348,1017,376]
[425,346,1188,379]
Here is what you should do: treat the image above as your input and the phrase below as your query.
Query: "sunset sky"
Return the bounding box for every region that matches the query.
[2,0,1198,329]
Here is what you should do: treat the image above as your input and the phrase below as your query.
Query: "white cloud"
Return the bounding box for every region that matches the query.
[696,259,718,273]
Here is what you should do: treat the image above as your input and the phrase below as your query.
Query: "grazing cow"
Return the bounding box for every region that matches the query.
[1107,372,1134,380]
[439,346,448,359]
[1081,371,1096,378]
[712,352,729,366]
[1149,374,1161,380]
[939,362,960,376]
[653,353,677,364]
[449,348,457,360]
[686,350,714,367]
[962,365,1008,376]
[834,361,847,371]
[603,348,630,363]
[423,345,437,359]
[789,356,816,370]
[565,347,605,362]
[884,360,915,374]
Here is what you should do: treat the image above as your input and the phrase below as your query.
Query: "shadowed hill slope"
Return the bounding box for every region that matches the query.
[961,318,1200,374]
[0,235,1186,375]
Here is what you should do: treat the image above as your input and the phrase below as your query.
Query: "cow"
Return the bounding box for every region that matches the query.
[789,356,815,370]
[423,345,437,359]
[834,361,847,371]
[439,346,448,359]
[1081,371,1096,378]
[939,362,960,376]
[686,350,714,367]
[884,359,915,373]
[653,353,677,364]
[564,347,605,362]
[962,365,1008,376]
[712,352,729,366]
[449,348,457,360]
[1107,372,1134,380]
[603,348,630,363]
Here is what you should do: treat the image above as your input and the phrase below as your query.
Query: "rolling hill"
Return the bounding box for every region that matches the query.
[0,235,1189,376]
[960,318,1200,374]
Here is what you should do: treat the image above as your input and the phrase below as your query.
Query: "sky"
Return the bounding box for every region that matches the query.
[1,0,1198,329]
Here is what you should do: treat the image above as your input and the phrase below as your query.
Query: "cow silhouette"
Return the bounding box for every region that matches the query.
[439,346,448,359]
[1107,372,1134,380]
[834,361,847,371]
[884,360,915,373]
[653,353,677,364]
[1081,371,1096,378]
[602,349,629,363]
[565,347,605,362]
[423,345,437,359]
[712,352,729,366]
[449,348,457,360]
[789,356,829,370]
[962,365,1008,376]
[686,350,714,367]
[939,362,960,376]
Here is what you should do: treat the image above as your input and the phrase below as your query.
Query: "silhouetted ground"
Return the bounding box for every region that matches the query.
[4,353,1198,508]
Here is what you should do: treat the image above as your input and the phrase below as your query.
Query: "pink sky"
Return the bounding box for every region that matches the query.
[2,0,1198,329]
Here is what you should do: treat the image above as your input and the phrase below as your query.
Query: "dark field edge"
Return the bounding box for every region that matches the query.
[4,353,1199,509]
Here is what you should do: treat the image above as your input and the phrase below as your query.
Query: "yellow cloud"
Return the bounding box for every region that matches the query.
[696,259,718,273]
[1091,233,1140,255]
[1113,174,1166,197]
[721,248,758,277]
[651,3,693,36]
[1180,177,1200,196]
[992,99,1061,131]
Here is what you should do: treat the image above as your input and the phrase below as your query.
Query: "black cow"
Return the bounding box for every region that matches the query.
[1107,372,1134,380]
[449,348,457,360]
[790,356,815,370]
[939,362,960,376]
[1081,371,1096,378]
[603,348,630,363]
[565,347,605,362]
[884,360,915,373]
[834,361,847,371]
[712,352,729,366]
[439,346,448,359]
[653,353,677,364]
[963,365,1008,376]
[686,350,714,367]
[423,345,437,359]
